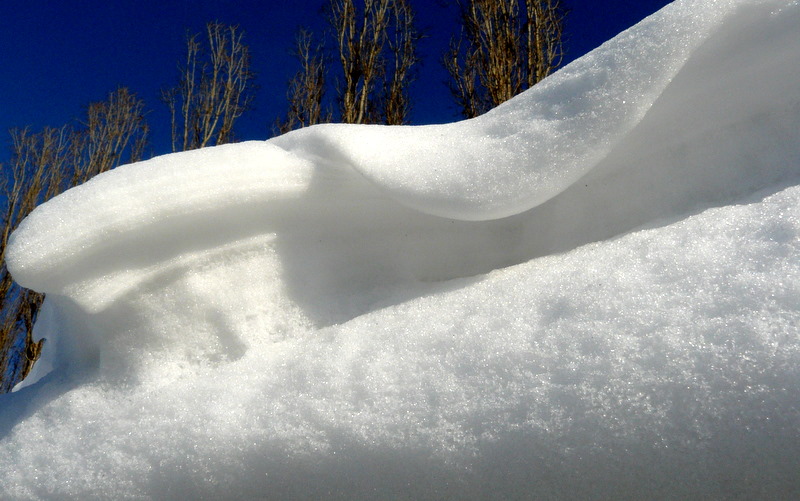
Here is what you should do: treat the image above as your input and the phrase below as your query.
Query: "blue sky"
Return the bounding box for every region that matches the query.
[1,0,671,156]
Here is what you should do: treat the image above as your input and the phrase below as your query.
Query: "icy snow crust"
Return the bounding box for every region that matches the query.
[2,0,800,498]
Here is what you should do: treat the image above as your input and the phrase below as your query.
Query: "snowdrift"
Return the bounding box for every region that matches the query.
[2,0,799,498]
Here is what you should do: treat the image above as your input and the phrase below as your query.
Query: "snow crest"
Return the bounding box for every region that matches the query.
[271,0,775,220]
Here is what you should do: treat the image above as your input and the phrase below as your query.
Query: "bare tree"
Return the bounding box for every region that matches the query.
[382,0,418,124]
[330,0,420,125]
[163,22,255,151]
[73,87,149,183]
[445,0,566,118]
[276,29,329,134]
[277,0,420,132]
[332,0,389,124]
[0,127,69,392]
[0,89,148,392]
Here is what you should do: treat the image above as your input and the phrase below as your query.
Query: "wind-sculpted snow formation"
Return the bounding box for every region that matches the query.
[2,0,800,498]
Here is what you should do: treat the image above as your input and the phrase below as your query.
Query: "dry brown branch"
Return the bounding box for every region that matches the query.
[382,0,418,125]
[445,0,565,117]
[74,87,149,183]
[277,0,419,131]
[163,22,254,151]
[329,0,419,125]
[276,29,330,134]
[0,127,69,392]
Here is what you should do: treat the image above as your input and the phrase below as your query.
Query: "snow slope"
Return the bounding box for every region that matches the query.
[2,0,800,498]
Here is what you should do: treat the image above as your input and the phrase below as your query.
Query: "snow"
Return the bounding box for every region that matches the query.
[2,0,800,498]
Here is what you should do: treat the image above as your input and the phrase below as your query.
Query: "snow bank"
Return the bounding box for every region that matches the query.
[2,0,799,498]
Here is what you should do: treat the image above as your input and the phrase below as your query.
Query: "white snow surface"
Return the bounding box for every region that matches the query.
[2,0,800,498]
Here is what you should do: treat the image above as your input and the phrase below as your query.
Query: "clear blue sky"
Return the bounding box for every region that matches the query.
[0,0,671,156]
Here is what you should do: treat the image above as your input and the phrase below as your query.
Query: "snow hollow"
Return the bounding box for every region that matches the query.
[2,0,800,498]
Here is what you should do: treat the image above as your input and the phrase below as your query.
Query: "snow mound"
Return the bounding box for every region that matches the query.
[2,0,800,498]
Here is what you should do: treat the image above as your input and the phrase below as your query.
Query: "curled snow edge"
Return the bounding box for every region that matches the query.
[8,0,757,277]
